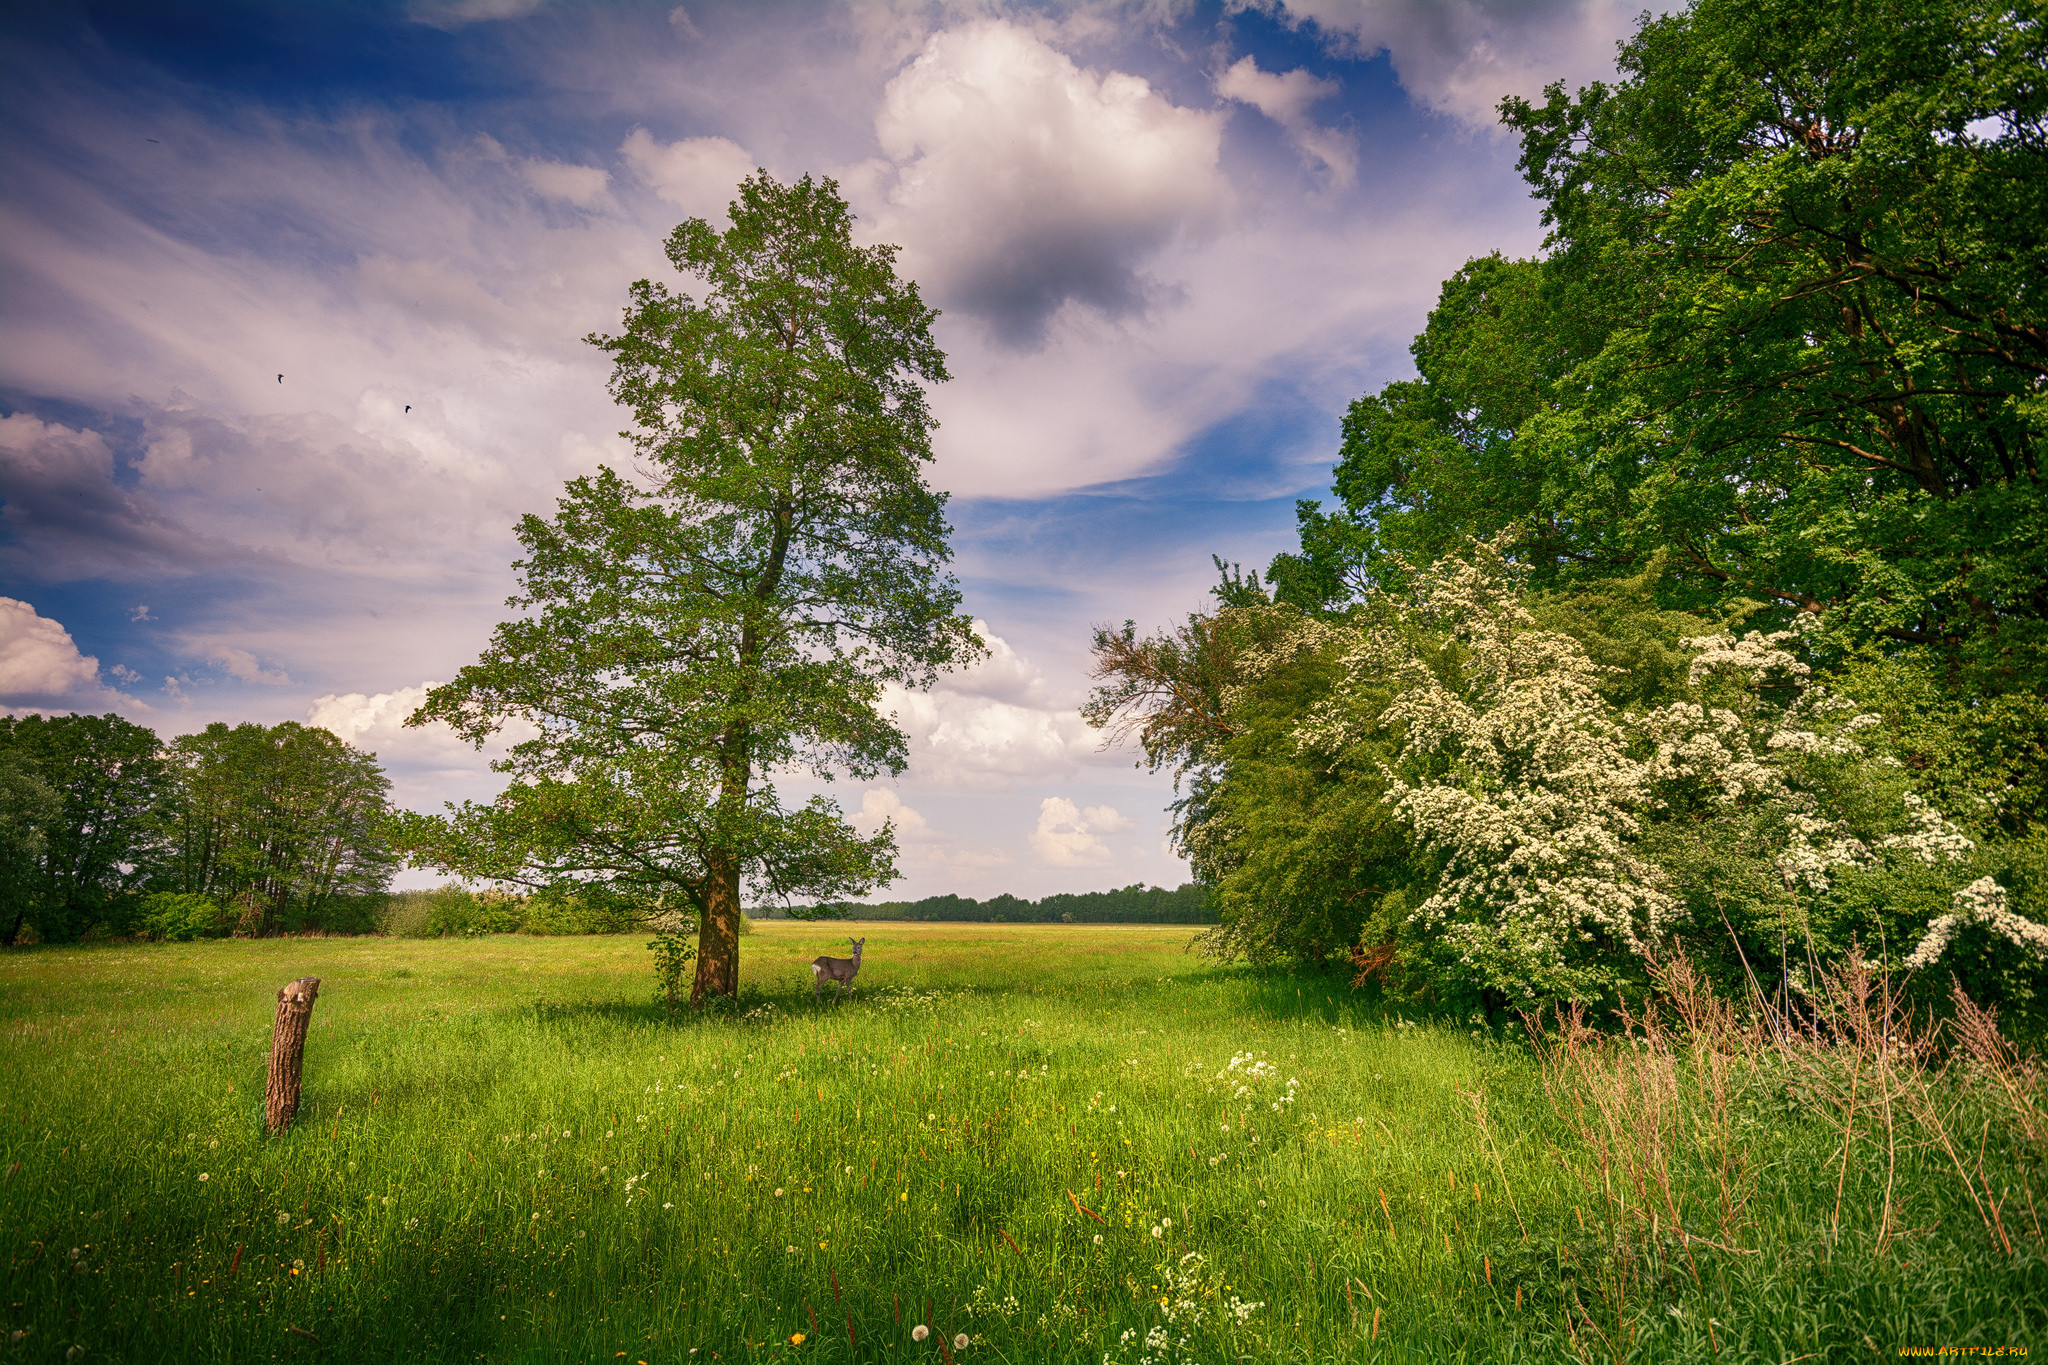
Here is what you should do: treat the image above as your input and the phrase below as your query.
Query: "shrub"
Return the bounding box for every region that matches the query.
[378,890,437,938]
[425,885,525,937]
[139,892,228,942]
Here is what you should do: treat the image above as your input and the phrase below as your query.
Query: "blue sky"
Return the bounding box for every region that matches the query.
[0,0,1648,898]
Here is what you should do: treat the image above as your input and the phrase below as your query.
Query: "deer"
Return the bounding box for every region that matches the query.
[811,937,865,1003]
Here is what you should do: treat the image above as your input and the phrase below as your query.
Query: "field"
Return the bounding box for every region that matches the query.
[1,924,2040,1363]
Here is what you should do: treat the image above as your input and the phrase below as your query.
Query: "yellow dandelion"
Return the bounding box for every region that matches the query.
[790,1332,805,1346]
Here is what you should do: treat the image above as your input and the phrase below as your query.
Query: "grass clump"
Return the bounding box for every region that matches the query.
[0,925,2039,1362]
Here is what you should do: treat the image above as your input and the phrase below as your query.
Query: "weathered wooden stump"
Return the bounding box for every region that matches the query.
[266,977,321,1135]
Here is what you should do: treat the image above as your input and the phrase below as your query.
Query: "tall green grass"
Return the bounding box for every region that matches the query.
[1,925,2038,1363]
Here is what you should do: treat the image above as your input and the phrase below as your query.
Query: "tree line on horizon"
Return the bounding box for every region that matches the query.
[782,882,1215,924]
[0,711,1197,944]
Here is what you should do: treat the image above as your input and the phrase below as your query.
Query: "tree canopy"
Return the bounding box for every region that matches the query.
[399,171,980,1002]
[1277,0,2047,688]
[1100,0,2048,1016]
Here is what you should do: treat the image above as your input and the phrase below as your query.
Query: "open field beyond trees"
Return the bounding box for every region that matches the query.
[2,925,2041,1363]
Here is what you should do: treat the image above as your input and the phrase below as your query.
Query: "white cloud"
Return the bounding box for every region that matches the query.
[1228,0,1651,128]
[883,621,1102,789]
[520,158,613,210]
[872,19,1231,346]
[305,683,438,748]
[620,128,755,218]
[1030,794,1126,867]
[0,598,102,700]
[848,787,929,837]
[1082,803,1135,834]
[1215,56,1355,186]
[409,0,549,29]
[209,646,291,686]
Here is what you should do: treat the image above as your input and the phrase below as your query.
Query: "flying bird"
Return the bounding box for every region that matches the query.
[404,405,411,413]
[145,138,160,144]
[276,374,283,383]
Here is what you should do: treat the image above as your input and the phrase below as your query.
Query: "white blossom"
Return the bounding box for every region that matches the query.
[1906,877,2048,970]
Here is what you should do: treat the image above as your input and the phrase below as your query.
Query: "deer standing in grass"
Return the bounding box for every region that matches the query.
[811,937,865,1003]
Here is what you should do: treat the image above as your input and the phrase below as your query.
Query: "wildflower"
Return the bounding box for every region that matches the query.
[844,1165,853,1175]
[790,1333,804,1346]
[1257,1200,1266,1208]
[277,1211,290,1225]
[1092,1234,1103,1244]
[926,1113,935,1122]
[197,1173,209,1182]
[912,1325,930,1342]
[787,1245,796,1254]
[775,1188,785,1198]
[531,1212,540,1220]
[1151,1226,1163,1239]
[562,1130,570,1138]
[954,1335,969,1350]
[662,1203,673,1210]
[1162,1218,1172,1228]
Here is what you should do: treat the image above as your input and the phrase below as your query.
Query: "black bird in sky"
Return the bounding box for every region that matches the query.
[404,405,411,413]
[276,374,283,383]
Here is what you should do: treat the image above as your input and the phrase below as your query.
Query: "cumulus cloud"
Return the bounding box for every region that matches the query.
[848,787,929,837]
[873,20,1230,346]
[1029,795,1132,867]
[0,413,217,582]
[883,621,1101,789]
[1228,0,1650,127]
[1215,56,1355,186]
[0,598,101,700]
[620,129,755,219]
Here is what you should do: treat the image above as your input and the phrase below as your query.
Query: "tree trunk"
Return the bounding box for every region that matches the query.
[265,976,320,1134]
[693,854,741,1003]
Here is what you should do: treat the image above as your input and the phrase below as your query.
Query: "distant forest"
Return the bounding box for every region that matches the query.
[773,883,1215,924]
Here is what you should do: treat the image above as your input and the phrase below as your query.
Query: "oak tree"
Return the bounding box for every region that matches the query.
[400,172,978,1002]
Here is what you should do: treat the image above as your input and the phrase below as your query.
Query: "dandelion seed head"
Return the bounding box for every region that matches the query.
[912,1325,930,1342]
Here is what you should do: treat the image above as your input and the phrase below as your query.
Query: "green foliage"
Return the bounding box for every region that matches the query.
[647,921,696,1014]
[398,171,979,1002]
[1163,0,2048,1016]
[137,891,228,943]
[796,883,1216,924]
[155,721,396,937]
[0,713,166,944]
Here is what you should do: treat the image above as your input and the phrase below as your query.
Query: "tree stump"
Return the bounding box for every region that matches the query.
[266,977,321,1135]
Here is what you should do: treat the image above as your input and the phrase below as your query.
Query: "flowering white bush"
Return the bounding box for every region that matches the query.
[1301,542,1678,1001]
[1905,876,2048,971]
[1296,537,1999,1005]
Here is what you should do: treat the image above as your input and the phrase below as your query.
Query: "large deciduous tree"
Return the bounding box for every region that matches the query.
[0,713,166,944]
[1284,0,2046,677]
[157,722,396,934]
[399,171,980,1002]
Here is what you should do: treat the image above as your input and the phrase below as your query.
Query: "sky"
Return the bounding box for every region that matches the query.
[0,0,1649,901]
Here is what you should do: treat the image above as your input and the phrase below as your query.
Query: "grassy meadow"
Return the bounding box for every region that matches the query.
[1,923,2040,1363]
